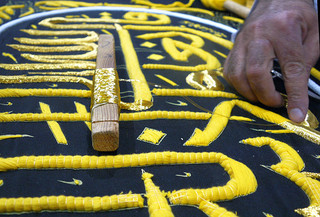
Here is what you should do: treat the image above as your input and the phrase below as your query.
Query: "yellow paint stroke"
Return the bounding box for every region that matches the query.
[2,52,17,63]
[229,116,254,122]
[0,102,12,106]
[132,0,195,7]
[0,63,95,71]
[175,172,191,178]
[116,24,153,111]
[57,178,83,186]
[28,70,95,76]
[0,75,93,90]
[311,67,320,81]
[0,180,3,187]
[74,102,91,130]
[147,54,164,61]
[0,151,256,211]
[214,50,227,58]
[101,29,112,35]
[125,25,233,50]
[138,127,166,145]
[81,14,90,18]
[15,29,99,44]
[0,111,211,122]
[39,102,68,145]
[167,153,257,205]
[137,31,222,71]
[263,212,274,217]
[137,31,205,61]
[0,5,24,20]
[141,41,157,48]
[19,7,34,17]
[184,100,320,146]
[38,12,170,29]
[241,137,320,213]
[154,74,178,86]
[0,193,143,213]
[166,100,187,106]
[145,40,221,71]
[0,134,33,141]
[142,171,174,217]
[296,206,320,217]
[182,21,226,39]
[8,43,97,53]
[223,16,244,24]
[186,70,224,90]
[152,88,238,98]
[0,88,91,98]
[199,200,238,217]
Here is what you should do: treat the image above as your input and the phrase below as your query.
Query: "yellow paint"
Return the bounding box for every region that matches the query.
[223,16,244,24]
[74,102,91,130]
[116,24,153,111]
[214,50,228,58]
[38,12,170,29]
[0,180,3,187]
[229,116,254,122]
[0,193,143,213]
[137,31,205,61]
[0,134,32,141]
[140,41,157,48]
[263,212,274,217]
[0,75,93,90]
[2,52,17,63]
[39,102,68,145]
[154,74,178,86]
[184,100,320,146]
[31,24,37,29]
[152,88,238,98]
[125,25,233,50]
[199,200,238,217]
[28,70,95,76]
[167,152,257,205]
[186,70,224,90]
[311,67,320,81]
[265,129,293,134]
[19,7,34,17]
[0,110,211,122]
[57,178,83,186]
[242,137,320,212]
[138,127,166,145]
[166,100,188,106]
[0,88,91,98]
[81,14,90,18]
[142,172,174,217]
[101,29,112,35]
[147,54,164,61]
[133,0,195,7]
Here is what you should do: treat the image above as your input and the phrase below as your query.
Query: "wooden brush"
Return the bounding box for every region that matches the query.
[91,34,120,152]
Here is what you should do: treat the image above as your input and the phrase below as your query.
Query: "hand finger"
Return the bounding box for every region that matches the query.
[224,44,258,102]
[245,39,283,107]
[273,15,309,122]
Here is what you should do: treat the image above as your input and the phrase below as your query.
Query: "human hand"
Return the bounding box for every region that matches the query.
[223,0,319,122]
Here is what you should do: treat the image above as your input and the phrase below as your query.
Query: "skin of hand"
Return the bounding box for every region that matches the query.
[223,0,319,123]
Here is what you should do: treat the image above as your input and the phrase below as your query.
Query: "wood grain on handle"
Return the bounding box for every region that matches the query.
[91,34,119,152]
[224,0,250,18]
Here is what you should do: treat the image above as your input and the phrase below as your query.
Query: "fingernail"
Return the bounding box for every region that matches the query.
[288,108,305,123]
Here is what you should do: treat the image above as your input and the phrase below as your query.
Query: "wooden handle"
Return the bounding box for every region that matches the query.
[224,0,250,18]
[91,34,120,152]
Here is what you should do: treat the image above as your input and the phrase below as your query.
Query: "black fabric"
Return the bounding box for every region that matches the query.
[0,1,319,217]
